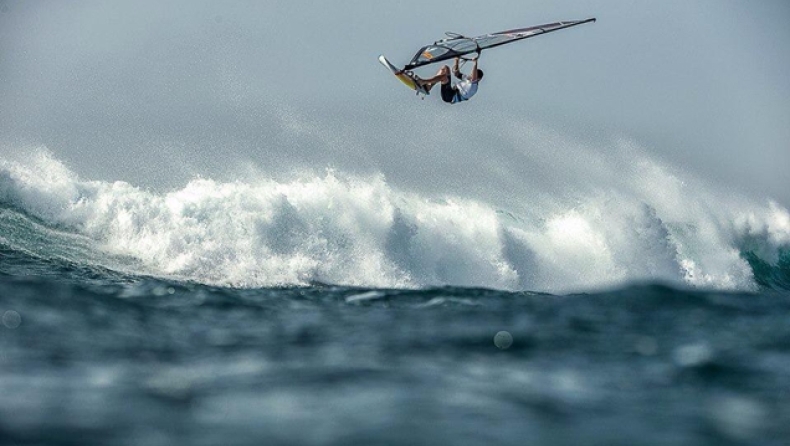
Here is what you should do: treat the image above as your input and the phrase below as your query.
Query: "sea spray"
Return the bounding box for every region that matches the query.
[2,149,788,292]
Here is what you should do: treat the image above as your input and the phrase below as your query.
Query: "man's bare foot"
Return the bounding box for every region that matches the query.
[414,79,433,92]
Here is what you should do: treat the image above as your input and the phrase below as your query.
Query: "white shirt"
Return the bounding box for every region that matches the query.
[453,75,479,103]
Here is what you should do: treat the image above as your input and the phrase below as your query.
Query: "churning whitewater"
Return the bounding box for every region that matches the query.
[1,149,788,293]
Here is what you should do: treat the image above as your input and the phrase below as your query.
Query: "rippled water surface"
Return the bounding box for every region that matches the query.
[2,269,789,445]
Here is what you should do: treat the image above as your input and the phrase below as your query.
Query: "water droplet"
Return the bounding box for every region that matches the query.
[494,331,513,350]
[3,311,21,329]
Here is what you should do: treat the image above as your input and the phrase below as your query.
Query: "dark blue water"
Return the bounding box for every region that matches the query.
[2,248,789,446]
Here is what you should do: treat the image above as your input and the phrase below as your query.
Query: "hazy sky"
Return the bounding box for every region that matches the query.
[1,0,788,207]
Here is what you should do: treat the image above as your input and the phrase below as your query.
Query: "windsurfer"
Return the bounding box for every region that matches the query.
[412,55,483,104]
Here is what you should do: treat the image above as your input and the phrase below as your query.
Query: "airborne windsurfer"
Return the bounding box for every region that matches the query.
[412,54,483,104]
[379,17,595,100]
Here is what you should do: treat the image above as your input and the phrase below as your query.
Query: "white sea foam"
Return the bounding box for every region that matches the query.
[0,148,787,293]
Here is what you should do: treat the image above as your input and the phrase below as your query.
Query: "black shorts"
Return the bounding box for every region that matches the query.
[440,82,457,104]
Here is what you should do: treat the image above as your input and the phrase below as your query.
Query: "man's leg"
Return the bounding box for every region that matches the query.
[415,66,450,93]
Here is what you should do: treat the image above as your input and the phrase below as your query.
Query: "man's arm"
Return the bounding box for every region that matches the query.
[453,57,463,80]
[470,58,480,82]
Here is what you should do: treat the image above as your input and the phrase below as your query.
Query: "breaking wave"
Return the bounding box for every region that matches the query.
[1,149,788,293]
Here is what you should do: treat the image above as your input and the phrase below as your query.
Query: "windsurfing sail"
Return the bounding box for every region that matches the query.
[403,18,596,71]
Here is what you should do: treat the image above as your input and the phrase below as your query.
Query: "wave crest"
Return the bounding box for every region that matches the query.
[1,149,788,292]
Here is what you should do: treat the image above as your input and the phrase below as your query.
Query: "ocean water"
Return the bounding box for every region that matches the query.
[1,152,790,445]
